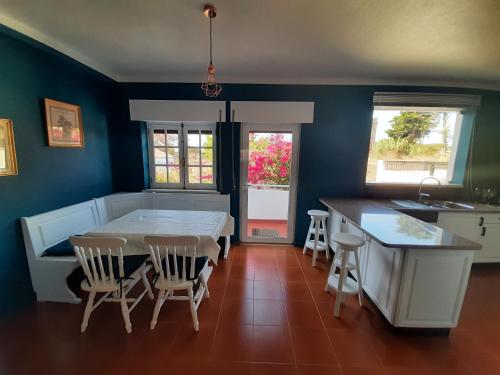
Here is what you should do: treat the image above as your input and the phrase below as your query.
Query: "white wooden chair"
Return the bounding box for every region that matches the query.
[145,235,210,332]
[70,236,154,333]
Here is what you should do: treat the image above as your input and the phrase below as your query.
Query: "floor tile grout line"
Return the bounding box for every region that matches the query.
[296,246,346,374]
[204,250,233,369]
[299,246,386,370]
[272,246,300,374]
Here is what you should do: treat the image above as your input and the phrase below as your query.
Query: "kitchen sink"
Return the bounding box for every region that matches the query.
[391,199,475,210]
[424,200,475,209]
[391,200,428,209]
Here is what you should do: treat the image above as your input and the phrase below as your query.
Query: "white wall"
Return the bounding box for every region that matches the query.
[248,189,289,220]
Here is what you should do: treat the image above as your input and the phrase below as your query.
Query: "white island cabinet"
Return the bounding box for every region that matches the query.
[322,199,480,329]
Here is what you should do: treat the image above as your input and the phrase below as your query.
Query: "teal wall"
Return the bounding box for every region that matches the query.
[0,27,115,315]
[1,24,500,315]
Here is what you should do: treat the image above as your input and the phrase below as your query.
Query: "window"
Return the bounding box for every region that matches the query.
[148,123,216,189]
[366,93,480,186]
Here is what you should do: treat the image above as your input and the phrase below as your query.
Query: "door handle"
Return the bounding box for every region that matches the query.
[479,216,484,226]
[481,227,487,236]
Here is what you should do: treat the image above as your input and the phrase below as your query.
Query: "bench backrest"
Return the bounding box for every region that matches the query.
[95,192,230,224]
[152,192,230,213]
[21,200,102,259]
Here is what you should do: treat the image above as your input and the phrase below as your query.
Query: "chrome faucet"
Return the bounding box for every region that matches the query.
[418,176,441,202]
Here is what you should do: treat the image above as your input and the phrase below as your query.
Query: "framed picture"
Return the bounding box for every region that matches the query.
[0,119,18,176]
[44,98,84,147]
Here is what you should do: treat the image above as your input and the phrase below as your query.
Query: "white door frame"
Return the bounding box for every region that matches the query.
[240,123,301,244]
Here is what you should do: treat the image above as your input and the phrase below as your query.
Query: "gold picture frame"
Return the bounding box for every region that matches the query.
[44,98,84,148]
[0,119,18,176]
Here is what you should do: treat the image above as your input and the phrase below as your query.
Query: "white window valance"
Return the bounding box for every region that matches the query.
[230,101,315,124]
[129,100,226,122]
[373,92,481,109]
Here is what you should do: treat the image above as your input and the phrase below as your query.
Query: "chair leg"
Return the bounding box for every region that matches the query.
[334,252,348,317]
[224,235,231,259]
[140,268,154,300]
[200,273,210,299]
[323,219,329,260]
[354,250,364,307]
[81,291,95,333]
[312,219,319,267]
[120,297,132,334]
[325,250,338,292]
[303,218,314,254]
[150,290,166,330]
[188,288,199,332]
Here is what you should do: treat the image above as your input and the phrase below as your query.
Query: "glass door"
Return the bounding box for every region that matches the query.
[240,123,300,243]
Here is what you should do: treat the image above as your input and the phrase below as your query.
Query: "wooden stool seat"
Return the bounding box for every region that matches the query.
[307,209,329,218]
[333,233,365,248]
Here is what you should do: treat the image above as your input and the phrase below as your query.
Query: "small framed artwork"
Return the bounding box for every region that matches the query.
[44,98,84,147]
[0,119,18,176]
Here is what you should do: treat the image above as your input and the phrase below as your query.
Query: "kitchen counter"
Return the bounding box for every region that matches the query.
[320,198,481,250]
[319,197,481,330]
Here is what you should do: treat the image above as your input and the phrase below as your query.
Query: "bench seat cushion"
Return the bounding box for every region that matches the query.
[160,255,208,281]
[66,255,149,296]
[42,239,74,257]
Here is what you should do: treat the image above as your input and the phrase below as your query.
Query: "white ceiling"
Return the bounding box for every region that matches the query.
[1,0,500,89]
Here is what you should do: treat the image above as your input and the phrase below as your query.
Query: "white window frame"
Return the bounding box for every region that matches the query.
[147,122,217,190]
[366,106,466,186]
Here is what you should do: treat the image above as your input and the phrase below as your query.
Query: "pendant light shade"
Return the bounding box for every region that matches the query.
[201,4,222,97]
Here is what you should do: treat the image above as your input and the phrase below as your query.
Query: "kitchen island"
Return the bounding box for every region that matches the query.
[320,198,481,329]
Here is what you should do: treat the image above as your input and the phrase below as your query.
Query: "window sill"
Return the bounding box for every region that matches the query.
[145,189,219,194]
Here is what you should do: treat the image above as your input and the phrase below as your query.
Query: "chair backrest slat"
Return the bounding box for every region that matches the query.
[70,236,127,287]
[107,251,114,281]
[173,245,179,280]
[182,246,187,282]
[96,248,105,282]
[144,236,200,285]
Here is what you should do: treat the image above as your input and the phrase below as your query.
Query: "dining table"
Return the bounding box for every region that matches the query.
[85,208,231,265]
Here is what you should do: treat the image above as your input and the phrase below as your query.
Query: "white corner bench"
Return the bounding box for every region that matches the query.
[21,192,233,304]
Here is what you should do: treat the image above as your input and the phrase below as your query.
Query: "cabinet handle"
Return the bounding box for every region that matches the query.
[479,217,484,226]
[481,227,487,236]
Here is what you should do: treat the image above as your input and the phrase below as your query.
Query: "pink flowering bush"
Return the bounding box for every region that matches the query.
[248,133,292,185]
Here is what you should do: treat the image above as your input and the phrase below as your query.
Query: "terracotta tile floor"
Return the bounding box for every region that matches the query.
[1,245,500,374]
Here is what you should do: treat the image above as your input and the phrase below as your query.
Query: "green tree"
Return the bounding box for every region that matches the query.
[386,112,436,145]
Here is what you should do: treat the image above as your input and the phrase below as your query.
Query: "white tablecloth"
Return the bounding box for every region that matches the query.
[86,209,230,264]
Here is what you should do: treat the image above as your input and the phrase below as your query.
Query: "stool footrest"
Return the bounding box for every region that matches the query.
[305,240,328,251]
[308,229,326,235]
[334,258,355,270]
[326,275,359,295]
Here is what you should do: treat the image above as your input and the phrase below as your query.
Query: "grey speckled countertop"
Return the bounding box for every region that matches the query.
[320,198,482,250]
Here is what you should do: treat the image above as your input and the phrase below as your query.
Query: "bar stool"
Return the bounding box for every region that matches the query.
[325,232,364,317]
[303,209,329,266]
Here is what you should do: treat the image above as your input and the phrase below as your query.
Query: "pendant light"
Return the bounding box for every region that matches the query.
[201,4,222,97]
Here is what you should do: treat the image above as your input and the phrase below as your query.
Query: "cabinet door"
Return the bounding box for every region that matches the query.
[475,225,500,262]
[360,238,403,324]
[437,213,481,243]
[396,249,474,327]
